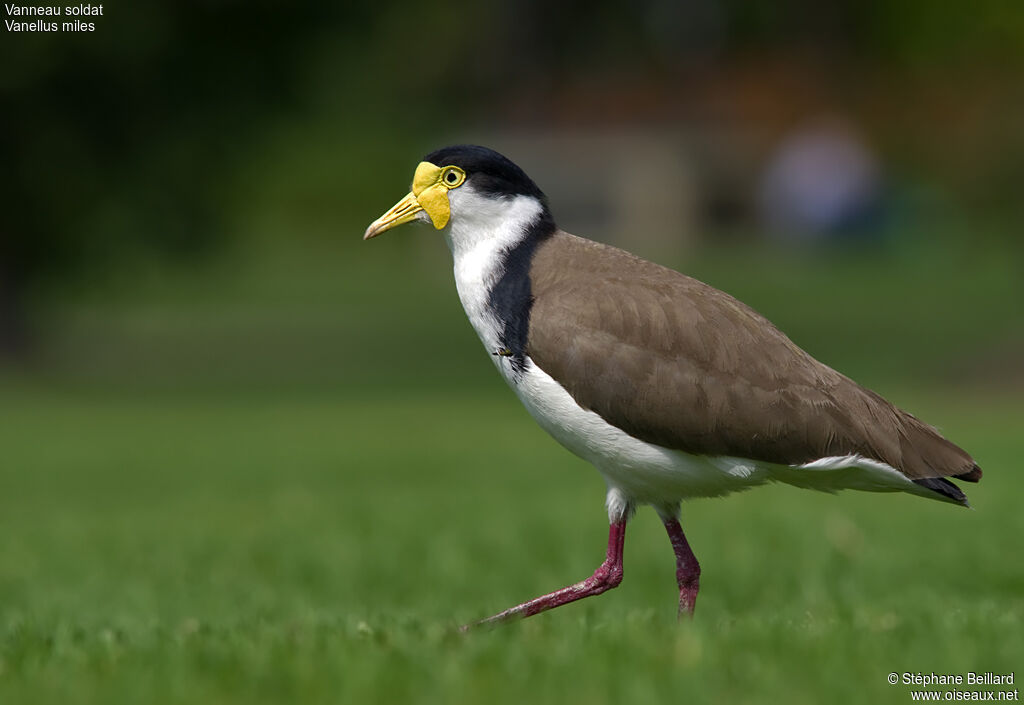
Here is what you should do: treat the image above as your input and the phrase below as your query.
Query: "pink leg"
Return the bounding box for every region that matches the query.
[663,516,701,616]
[463,520,627,630]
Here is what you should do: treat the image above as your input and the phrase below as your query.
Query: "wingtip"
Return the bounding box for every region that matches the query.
[955,464,983,483]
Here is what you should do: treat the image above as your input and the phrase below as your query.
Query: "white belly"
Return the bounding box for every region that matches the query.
[509,357,772,505]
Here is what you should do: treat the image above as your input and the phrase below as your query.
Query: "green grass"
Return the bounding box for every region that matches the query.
[1,387,1021,705]
[2,236,1021,703]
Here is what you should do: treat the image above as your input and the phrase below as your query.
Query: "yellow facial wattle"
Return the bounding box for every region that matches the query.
[412,162,450,229]
[363,161,466,240]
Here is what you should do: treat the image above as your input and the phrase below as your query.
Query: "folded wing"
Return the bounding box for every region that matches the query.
[526,232,981,485]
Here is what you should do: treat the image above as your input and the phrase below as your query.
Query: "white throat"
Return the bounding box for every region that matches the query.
[443,187,544,261]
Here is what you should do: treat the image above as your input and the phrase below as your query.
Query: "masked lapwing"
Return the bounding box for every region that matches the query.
[364,144,982,628]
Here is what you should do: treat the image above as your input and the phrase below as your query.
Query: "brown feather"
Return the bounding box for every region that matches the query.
[526,232,979,482]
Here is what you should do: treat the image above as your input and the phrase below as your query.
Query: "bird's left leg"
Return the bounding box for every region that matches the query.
[658,505,701,617]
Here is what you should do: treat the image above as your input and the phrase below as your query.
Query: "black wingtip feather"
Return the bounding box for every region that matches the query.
[913,477,970,507]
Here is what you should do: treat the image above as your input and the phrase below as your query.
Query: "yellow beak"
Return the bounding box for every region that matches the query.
[363,191,422,240]
[363,162,451,240]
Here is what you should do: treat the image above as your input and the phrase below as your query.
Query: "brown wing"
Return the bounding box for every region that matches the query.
[526,232,979,481]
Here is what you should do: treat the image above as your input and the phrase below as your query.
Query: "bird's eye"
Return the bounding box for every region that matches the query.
[441,166,465,188]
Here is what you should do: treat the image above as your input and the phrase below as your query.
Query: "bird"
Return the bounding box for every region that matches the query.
[363,144,982,628]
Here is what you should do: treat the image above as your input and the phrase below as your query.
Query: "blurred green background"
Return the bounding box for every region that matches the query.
[2,2,1022,704]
